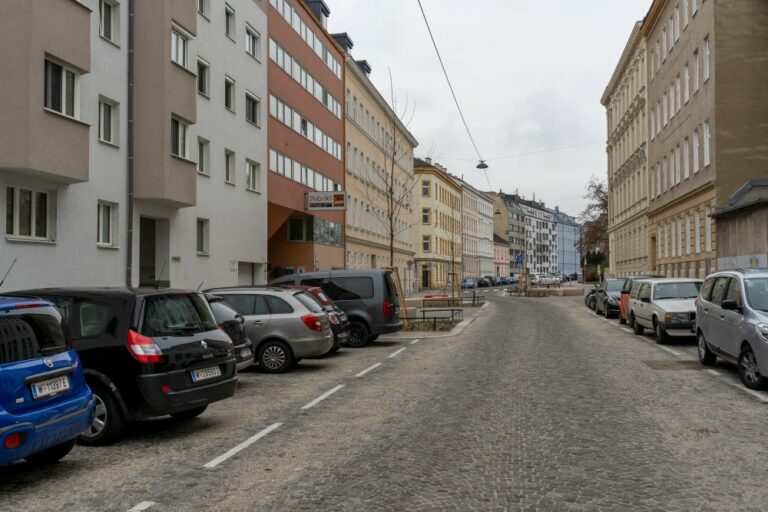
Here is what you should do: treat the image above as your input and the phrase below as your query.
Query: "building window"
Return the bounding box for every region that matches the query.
[422,235,431,252]
[705,207,712,252]
[684,63,690,103]
[692,0,698,16]
[693,128,700,172]
[196,218,209,255]
[5,187,52,240]
[171,117,187,158]
[422,208,430,224]
[683,0,689,26]
[683,137,690,178]
[246,161,261,192]
[197,0,210,18]
[225,4,235,39]
[225,77,235,111]
[703,120,711,167]
[44,59,77,117]
[98,98,118,145]
[674,6,680,41]
[97,201,116,247]
[693,49,699,92]
[197,137,209,175]
[225,149,235,184]
[197,59,210,96]
[99,0,119,44]
[245,93,260,126]
[695,210,701,254]
[703,37,710,81]
[675,77,681,112]
[171,28,188,67]
[422,181,430,197]
[245,24,260,59]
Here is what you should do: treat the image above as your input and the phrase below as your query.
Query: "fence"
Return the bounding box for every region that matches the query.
[422,293,485,308]
[402,308,464,331]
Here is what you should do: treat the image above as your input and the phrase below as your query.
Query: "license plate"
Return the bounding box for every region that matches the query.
[191,366,221,382]
[31,375,70,400]
[239,348,252,359]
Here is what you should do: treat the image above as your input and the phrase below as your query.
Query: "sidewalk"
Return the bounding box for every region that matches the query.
[380,302,488,340]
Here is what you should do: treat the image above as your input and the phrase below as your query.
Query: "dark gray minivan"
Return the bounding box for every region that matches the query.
[269,270,402,347]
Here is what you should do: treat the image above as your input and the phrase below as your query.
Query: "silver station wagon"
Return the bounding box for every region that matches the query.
[628,278,703,344]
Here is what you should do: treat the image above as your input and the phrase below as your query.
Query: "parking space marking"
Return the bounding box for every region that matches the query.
[728,382,768,404]
[203,423,282,469]
[128,502,156,512]
[355,363,382,378]
[411,339,420,345]
[388,347,407,358]
[621,328,634,334]
[706,369,722,376]
[301,385,345,410]
[656,345,682,357]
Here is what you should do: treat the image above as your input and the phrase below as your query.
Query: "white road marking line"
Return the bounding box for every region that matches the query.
[388,347,407,358]
[301,385,344,410]
[729,382,768,403]
[128,502,156,512]
[657,345,681,356]
[355,363,382,378]
[203,423,282,469]
[706,369,722,376]
[622,328,634,334]
[410,339,420,345]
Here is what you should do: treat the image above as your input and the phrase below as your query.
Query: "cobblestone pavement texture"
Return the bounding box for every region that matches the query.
[3,291,768,511]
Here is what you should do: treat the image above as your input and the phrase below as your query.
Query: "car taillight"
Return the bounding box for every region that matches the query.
[301,315,323,332]
[329,313,339,325]
[4,432,22,450]
[127,329,164,364]
[383,300,393,317]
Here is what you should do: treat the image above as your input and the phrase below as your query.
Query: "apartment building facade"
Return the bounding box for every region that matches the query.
[266,0,345,276]
[602,21,651,278]
[516,196,558,275]
[490,193,526,275]
[0,0,268,289]
[554,208,581,276]
[455,178,493,280]
[414,158,462,289]
[340,45,419,293]
[642,0,768,277]
[493,235,511,279]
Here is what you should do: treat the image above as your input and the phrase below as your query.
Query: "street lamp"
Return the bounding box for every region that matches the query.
[476,160,488,169]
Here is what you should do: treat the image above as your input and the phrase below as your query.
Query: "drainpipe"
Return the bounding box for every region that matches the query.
[125,0,135,287]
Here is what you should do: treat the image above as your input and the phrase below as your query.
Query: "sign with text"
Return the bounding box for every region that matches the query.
[307,191,346,211]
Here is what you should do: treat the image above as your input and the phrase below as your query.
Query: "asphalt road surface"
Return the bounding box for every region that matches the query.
[4,291,768,511]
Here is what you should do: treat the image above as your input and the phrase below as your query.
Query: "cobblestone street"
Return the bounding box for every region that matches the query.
[3,292,768,511]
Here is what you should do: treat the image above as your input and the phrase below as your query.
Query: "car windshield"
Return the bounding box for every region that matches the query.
[606,280,623,292]
[142,294,218,337]
[744,278,768,312]
[653,282,702,300]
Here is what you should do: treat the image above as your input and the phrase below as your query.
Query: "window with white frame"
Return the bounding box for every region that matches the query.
[225,4,235,39]
[705,207,712,252]
[44,59,78,117]
[225,77,235,111]
[198,0,210,18]
[99,0,119,44]
[245,93,260,126]
[97,201,117,246]
[197,58,210,96]
[674,146,681,184]
[171,28,188,67]
[695,210,701,253]
[246,161,261,192]
[225,149,235,183]
[669,84,675,119]
[171,117,187,158]
[683,137,690,178]
[98,98,118,145]
[703,120,711,167]
[692,0,698,16]
[422,235,431,252]
[5,186,53,240]
[675,77,681,112]
[683,0,689,26]
[197,137,209,175]
[196,218,209,255]
[669,17,675,49]
[422,208,430,224]
[245,24,260,59]
[661,29,667,58]
[685,215,691,255]
[703,36,710,81]
[693,49,699,91]
[684,63,690,103]
[693,128,700,172]
[674,6,680,40]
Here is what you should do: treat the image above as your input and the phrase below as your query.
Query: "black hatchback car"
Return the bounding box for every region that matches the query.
[8,288,238,445]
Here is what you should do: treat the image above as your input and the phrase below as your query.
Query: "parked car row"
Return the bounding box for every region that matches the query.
[0,269,401,466]
[586,268,768,390]
[460,276,519,289]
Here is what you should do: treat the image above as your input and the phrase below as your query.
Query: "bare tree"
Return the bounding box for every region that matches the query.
[577,175,609,261]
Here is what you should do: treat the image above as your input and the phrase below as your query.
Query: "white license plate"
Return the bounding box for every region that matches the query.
[31,375,70,400]
[191,366,221,382]
[239,348,252,359]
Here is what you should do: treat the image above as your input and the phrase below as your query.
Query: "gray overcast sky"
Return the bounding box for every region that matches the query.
[328,0,650,217]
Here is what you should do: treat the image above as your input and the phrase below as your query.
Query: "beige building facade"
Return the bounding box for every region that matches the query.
[414,159,462,290]
[602,21,651,277]
[342,48,419,293]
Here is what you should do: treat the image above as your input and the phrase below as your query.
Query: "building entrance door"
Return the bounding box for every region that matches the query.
[421,267,430,289]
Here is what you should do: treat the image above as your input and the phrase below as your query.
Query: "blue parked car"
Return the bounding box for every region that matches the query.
[0,297,94,465]
[461,278,476,289]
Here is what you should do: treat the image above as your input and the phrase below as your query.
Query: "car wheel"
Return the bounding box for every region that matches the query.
[697,332,717,366]
[78,383,125,446]
[738,345,768,390]
[653,319,668,345]
[24,439,76,465]
[346,321,371,348]
[170,405,208,421]
[257,340,293,373]
[631,313,644,335]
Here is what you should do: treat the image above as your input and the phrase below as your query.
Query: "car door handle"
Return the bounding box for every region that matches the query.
[251,320,264,326]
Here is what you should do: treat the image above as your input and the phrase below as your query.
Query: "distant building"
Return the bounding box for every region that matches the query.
[491,193,526,275]
[554,208,581,276]
[493,235,511,278]
[455,177,494,280]
[514,196,558,274]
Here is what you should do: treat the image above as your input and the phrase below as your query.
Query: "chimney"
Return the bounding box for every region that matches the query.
[303,0,330,28]
[355,59,372,75]
[425,157,432,165]
[331,33,354,54]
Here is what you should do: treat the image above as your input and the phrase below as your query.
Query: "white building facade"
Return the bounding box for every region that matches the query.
[555,208,581,276]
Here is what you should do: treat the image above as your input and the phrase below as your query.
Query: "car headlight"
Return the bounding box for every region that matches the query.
[756,323,768,342]
[664,313,689,324]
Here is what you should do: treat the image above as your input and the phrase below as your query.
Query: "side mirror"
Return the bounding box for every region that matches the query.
[640,297,651,304]
[721,300,741,312]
